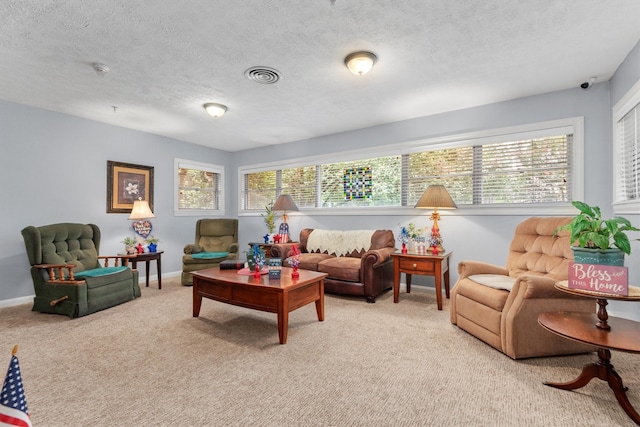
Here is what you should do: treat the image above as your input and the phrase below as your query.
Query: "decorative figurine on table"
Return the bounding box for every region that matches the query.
[246,244,266,279]
[136,242,145,254]
[273,234,282,244]
[429,230,443,255]
[268,258,282,279]
[287,245,301,279]
[398,226,410,254]
[263,233,270,244]
[278,222,290,245]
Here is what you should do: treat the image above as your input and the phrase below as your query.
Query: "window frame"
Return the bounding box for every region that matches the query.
[238,117,584,216]
[174,158,225,216]
[612,79,640,215]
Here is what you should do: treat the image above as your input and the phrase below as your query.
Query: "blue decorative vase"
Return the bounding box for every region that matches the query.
[147,243,157,253]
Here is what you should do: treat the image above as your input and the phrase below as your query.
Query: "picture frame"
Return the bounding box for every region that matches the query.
[107,161,154,213]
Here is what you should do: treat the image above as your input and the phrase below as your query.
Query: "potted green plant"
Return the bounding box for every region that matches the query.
[398,222,427,252]
[555,201,640,266]
[145,235,160,253]
[245,243,265,271]
[261,201,276,234]
[122,236,137,254]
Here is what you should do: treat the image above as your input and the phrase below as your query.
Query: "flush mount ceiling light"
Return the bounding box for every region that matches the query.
[203,103,227,118]
[344,51,378,76]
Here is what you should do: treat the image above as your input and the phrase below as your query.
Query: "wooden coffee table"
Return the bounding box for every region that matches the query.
[191,267,327,344]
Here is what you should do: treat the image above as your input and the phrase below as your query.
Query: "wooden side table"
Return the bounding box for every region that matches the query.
[391,251,452,310]
[249,242,297,258]
[121,251,164,289]
[538,283,640,424]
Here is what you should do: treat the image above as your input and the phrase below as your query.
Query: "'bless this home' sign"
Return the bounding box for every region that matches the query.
[568,261,628,296]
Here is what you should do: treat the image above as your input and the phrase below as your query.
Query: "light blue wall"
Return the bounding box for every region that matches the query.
[231,82,637,318]
[0,102,232,302]
[2,41,638,321]
[608,40,640,321]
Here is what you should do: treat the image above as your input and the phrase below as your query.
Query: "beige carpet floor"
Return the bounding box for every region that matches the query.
[1,277,638,426]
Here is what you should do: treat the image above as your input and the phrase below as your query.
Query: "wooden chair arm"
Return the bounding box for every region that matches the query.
[33,264,84,284]
[98,255,133,267]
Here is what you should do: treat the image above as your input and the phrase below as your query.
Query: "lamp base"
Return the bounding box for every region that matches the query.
[430,245,445,255]
[277,222,290,244]
[132,220,153,238]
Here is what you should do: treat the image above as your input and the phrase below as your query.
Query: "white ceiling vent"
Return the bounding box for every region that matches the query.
[92,62,110,76]
[244,67,281,84]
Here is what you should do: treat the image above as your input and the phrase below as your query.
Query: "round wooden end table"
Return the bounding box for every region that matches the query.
[538,282,640,425]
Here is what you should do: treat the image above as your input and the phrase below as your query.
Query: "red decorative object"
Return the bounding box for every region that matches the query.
[288,245,300,278]
[401,242,407,254]
[253,264,261,279]
[430,245,438,255]
[273,234,282,243]
[136,243,144,254]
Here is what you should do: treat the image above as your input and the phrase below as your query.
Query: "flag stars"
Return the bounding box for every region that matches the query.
[1,355,30,423]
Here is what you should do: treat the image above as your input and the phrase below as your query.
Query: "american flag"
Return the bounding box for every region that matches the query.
[0,346,31,427]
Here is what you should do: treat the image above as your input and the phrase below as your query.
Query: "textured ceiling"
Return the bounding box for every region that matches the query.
[0,1,639,152]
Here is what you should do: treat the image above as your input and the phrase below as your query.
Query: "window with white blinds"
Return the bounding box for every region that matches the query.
[613,82,640,213]
[240,119,580,212]
[174,158,224,215]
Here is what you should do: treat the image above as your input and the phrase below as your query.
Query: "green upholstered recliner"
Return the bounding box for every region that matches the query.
[182,218,239,286]
[21,223,141,318]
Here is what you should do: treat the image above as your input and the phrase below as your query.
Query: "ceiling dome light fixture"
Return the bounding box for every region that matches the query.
[344,51,378,76]
[203,103,227,118]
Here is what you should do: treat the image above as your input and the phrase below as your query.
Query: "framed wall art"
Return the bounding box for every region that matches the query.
[107,161,154,213]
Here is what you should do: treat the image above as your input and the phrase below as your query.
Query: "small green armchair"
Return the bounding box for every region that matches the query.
[21,223,141,318]
[182,218,239,286]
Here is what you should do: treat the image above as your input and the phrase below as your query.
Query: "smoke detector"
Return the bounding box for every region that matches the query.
[92,62,110,76]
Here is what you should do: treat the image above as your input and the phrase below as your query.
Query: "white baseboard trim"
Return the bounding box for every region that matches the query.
[0,295,33,308]
[138,270,181,284]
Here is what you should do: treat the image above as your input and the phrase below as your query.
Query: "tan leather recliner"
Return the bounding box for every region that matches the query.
[450,217,595,359]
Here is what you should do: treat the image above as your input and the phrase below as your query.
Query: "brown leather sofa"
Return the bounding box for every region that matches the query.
[450,217,595,359]
[271,228,395,302]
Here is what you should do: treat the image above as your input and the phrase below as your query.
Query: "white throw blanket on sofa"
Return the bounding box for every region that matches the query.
[306,229,374,257]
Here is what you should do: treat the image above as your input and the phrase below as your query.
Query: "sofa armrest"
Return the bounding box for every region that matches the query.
[457,260,508,279]
[361,247,394,267]
[270,242,302,259]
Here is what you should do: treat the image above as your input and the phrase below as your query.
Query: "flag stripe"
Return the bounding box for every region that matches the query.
[0,408,32,427]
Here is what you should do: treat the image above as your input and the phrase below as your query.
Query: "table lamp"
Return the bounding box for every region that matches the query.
[128,198,155,250]
[272,194,298,243]
[415,185,456,254]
